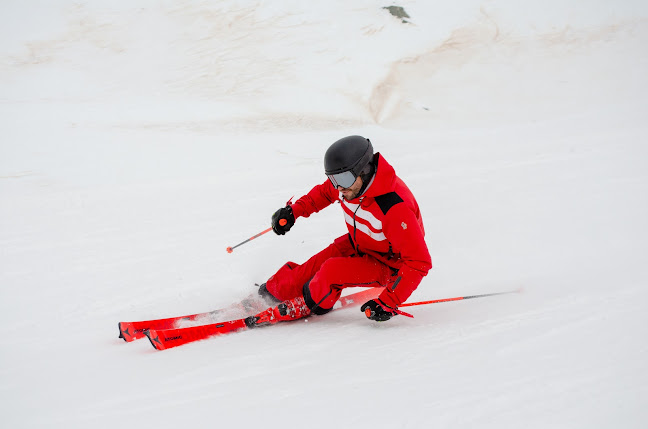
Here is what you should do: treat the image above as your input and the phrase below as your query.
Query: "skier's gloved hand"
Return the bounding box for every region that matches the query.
[361,298,398,322]
[271,205,295,235]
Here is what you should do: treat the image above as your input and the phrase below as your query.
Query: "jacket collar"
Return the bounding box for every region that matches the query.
[347,153,395,202]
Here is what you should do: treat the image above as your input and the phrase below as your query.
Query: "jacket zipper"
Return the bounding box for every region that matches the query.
[352,199,362,254]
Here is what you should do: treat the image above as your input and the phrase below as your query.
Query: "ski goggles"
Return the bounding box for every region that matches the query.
[327,171,357,189]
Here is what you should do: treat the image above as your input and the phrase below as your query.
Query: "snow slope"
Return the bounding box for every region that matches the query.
[1,1,647,427]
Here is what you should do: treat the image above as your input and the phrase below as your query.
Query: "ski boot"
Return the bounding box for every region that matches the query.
[245,296,311,328]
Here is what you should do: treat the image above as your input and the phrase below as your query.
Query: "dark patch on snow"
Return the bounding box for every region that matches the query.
[383,6,411,24]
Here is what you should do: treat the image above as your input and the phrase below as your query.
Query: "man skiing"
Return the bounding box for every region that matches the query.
[245,135,432,327]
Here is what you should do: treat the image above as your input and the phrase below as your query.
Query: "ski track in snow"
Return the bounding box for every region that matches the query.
[1,1,648,428]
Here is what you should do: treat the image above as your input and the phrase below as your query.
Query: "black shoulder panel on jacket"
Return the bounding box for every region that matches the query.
[374,192,404,215]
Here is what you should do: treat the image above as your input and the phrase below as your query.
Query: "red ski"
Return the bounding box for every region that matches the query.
[118,295,267,342]
[145,287,382,351]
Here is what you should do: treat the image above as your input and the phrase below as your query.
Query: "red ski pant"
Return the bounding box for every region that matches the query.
[265,235,397,313]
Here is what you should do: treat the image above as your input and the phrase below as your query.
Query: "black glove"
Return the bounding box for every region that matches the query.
[271,205,295,235]
[361,298,398,322]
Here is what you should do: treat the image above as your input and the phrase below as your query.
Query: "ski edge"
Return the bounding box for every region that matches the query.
[118,295,268,342]
[145,287,382,351]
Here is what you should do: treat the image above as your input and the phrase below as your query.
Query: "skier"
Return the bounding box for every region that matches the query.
[246,135,432,326]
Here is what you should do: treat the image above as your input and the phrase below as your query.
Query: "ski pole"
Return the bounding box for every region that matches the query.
[400,289,522,308]
[226,220,287,253]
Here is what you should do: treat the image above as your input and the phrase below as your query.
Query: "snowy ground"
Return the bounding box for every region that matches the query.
[1,1,648,428]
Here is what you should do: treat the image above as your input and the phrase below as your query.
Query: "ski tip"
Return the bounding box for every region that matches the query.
[145,329,165,351]
[118,322,149,342]
[119,322,132,342]
[119,322,142,342]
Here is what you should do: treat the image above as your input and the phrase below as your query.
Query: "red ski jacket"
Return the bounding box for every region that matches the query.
[291,153,432,307]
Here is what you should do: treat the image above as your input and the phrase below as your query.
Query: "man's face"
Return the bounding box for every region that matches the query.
[338,175,363,201]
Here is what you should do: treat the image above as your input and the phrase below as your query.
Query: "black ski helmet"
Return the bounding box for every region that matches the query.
[324,136,374,188]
